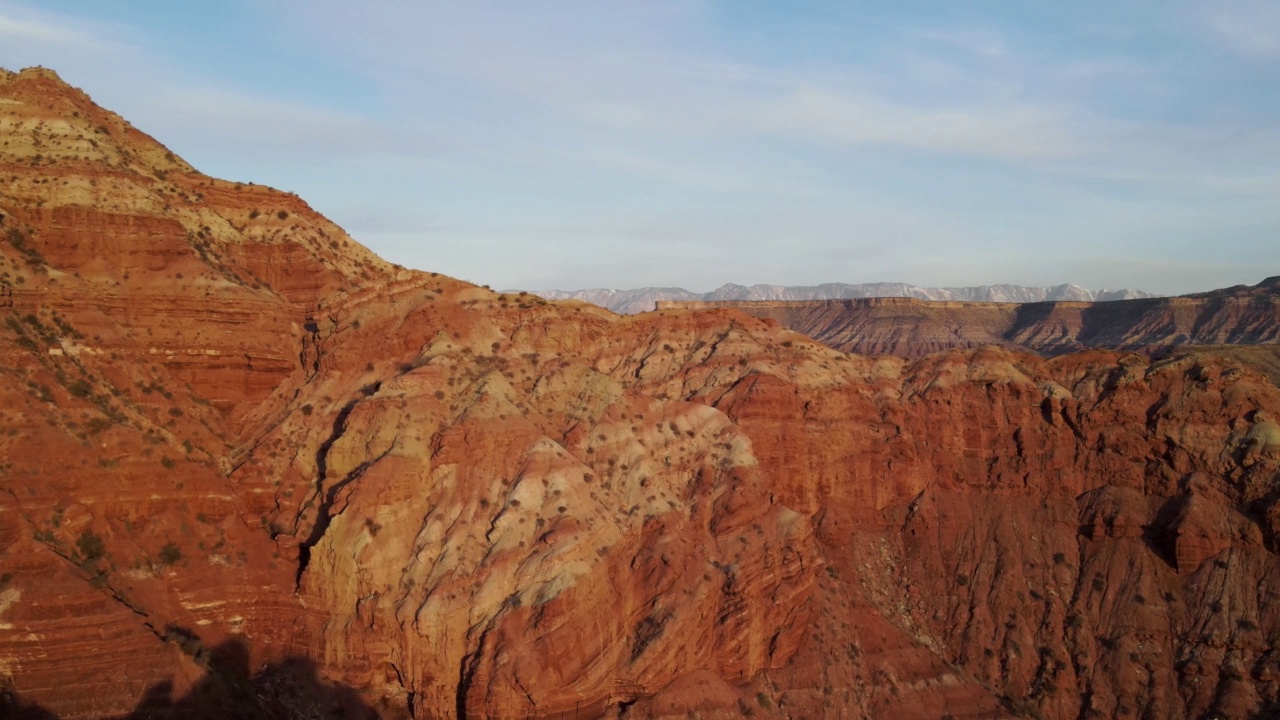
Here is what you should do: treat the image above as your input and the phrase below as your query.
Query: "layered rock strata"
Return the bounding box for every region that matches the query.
[2,67,1280,720]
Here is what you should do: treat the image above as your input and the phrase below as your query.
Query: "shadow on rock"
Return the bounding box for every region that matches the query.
[122,638,379,720]
[2,638,382,720]
[1,682,60,720]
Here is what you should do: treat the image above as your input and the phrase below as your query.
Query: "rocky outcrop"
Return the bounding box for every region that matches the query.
[658,283,1280,359]
[3,66,1280,720]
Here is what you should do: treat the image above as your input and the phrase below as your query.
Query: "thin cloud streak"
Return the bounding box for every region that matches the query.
[133,87,390,153]
[286,1,1276,179]
[762,87,1081,160]
[0,12,96,46]
[286,1,1094,163]
[1206,0,1280,59]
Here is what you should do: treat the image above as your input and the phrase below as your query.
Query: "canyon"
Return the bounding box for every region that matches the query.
[2,66,1280,720]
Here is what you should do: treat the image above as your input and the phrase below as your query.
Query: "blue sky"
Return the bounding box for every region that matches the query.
[1,1,1277,293]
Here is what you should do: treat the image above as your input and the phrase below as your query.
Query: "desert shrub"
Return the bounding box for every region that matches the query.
[159,542,182,566]
[77,529,105,562]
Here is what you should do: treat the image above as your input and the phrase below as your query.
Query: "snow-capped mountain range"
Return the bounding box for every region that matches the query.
[528,282,1157,315]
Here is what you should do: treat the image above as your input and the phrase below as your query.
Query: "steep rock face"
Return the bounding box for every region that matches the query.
[3,67,1280,720]
[246,298,1280,719]
[232,294,822,717]
[0,67,366,717]
[658,285,1280,359]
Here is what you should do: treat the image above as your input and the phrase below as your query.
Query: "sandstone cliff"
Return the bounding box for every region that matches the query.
[3,67,1280,720]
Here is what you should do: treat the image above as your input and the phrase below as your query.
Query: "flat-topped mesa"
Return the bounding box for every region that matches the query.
[659,280,1280,357]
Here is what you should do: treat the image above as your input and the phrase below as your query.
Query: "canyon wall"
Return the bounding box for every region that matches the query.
[2,67,1280,720]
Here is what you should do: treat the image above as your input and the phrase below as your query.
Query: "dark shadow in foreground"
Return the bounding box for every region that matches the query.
[0,682,59,720]
[1,638,382,720]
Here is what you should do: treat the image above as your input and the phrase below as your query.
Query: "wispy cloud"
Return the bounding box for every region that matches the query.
[0,12,97,46]
[761,87,1080,160]
[134,86,391,153]
[1059,57,1154,80]
[1206,0,1280,59]
[908,27,1007,58]
[285,3,1094,164]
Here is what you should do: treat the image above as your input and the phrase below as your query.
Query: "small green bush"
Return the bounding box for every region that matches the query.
[77,529,105,562]
[159,542,182,566]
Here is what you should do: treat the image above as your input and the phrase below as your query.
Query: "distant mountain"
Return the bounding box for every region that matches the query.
[654,275,1280,359]
[530,282,1155,314]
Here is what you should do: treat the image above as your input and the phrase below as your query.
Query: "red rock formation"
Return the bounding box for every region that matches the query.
[3,66,1280,720]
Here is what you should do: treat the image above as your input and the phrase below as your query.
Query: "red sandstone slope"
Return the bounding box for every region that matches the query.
[657,281,1280,359]
[3,67,1280,720]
